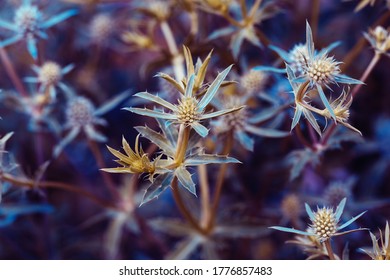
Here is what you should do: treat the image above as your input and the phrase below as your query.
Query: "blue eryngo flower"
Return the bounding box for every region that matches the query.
[207,0,279,59]
[286,64,322,136]
[132,119,240,204]
[101,134,162,181]
[270,198,367,242]
[0,0,77,60]
[24,61,74,100]
[269,42,340,76]
[126,47,242,138]
[364,26,390,57]
[359,221,390,260]
[292,22,363,120]
[211,94,289,151]
[53,91,130,157]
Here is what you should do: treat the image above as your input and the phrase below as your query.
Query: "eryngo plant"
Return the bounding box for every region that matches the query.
[103,47,242,205]
[270,198,367,242]
[0,0,77,60]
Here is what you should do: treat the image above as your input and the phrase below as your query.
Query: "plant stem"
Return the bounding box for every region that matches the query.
[341,10,390,72]
[88,139,120,201]
[351,52,380,98]
[0,47,28,97]
[324,239,336,260]
[311,0,320,42]
[174,124,191,165]
[171,177,203,233]
[198,164,211,229]
[160,20,185,81]
[321,52,380,145]
[208,131,234,230]
[1,173,115,209]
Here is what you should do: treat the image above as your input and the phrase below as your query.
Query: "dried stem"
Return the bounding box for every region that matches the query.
[322,52,381,145]
[324,239,336,260]
[198,164,211,228]
[88,139,120,201]
[174,124,191,165]
[351,52,380,98]
[171,177,203,233]
[341,10,390,72]
[0,47,28,97]
[160,20,185,81]
[208,131,234,230]
[310,0,320,42]
[1,173,115,209]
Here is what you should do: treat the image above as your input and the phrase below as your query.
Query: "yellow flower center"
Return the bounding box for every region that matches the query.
[306,57,339,85]
[39,62,62,85]
[176,97,199,124]
[311,208,337,240]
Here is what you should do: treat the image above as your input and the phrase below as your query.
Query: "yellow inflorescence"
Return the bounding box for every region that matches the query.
[306,56,340,85]
[311,207,337,240]
[176,97,199,124]
[39,62,62,85]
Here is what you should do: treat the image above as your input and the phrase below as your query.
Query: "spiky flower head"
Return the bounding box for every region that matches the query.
[38,61,62,86]
[89,14,115,44]
[309,206,338,241]
[270,198,367,242]
[126,47,243,138]
[364,26,390,56]
[240,69,267,94]
[281,194,302,222]
[321,89,362,135]
[212,95,248,134]
[14,3,41,35]
[102,135,158,177]
[304,54,341,86]
[324,181,353,207]
[359,221,390,260]
[66,97,95,127]
[288,43,309,76]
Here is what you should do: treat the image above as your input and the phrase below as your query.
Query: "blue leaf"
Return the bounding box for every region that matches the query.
[0,35,21,48]
[338,211,367,231]
[269,45,291,61]
[191,121,209,137]
[123,107,176,120]
[185,154,241,166]
[135,126,175,157]
[175,166,196,196]
[305,203,315,220]
[40,9,78,29]
[246,124,289,138]
[235,130,254,151]
[27,36,38,60]
[198,65,232,110]
[133,91,176,111]
[140,173,174,206]
[95,90,132,116]
[269,226,315,236]
[334,74,364,85]
[317,85,336,120]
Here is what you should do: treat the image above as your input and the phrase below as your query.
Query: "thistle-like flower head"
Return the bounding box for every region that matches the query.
[89,13,115,45]
[364,26,390,56]
[270,198,367,242]
[0,0,78,59]
[102,135,158,178]
[126,47,243,137]
[360,221,390,260]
